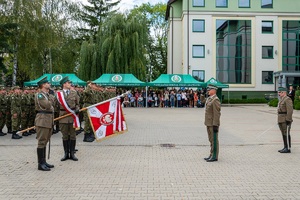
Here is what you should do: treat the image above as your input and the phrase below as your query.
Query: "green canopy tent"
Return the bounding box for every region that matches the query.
[92,74,146,86]
[148,74,205,87]
[205,78,229,103]
[24,74,86,87]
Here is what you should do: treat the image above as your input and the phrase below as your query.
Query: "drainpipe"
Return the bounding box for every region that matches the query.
[170,5,174,74]
[187,0,190,74]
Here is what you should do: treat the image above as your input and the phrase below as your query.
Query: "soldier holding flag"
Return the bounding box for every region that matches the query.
[35,77,55,171]
[57,77,80,161]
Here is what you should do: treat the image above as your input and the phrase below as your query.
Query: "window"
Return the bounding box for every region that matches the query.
[262,71,273,84]
[216,0,227,7]
[282,20,300,72]
[239,0,250,8]
[262,21,273,33]
[192,70,205,82]
[193,45,205,58]
[261,0,273,8]
[262,46,273,59]
[193,0,205,7]
[193,20,205,32]
[216,20,252,84]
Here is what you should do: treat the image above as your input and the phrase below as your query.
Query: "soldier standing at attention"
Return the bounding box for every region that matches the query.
[58,77,80,161]
[11,86,23,139]
[0,87,7,136]
[20,87,31,136]
[83,81,96,142]
[204,84,221,162]
[35,77,55,171]
[277,87,293,153]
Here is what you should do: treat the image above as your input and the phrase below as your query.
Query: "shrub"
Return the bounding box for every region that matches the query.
[294,90,300,110]
[222,98,268,104]
[268,98,278,107]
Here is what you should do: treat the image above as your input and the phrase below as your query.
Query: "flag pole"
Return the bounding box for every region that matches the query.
[17,91,129,135]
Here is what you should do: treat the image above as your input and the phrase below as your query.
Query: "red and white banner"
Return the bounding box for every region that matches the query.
[56,91,80,129]
[87,98,127,141]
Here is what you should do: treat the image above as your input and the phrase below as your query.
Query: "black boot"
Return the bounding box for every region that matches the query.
[12,131,22,139]
[37,148,50,171]
[61,140,70,161]
[288,135,291,148]
[280,136,291,153]
[69,140,78,161]
[278,135,286,152]
[7,128,12,134]
[83,132,94,142]
[22,131,29,136]
[43,147,54,168]
[0,130,6,136]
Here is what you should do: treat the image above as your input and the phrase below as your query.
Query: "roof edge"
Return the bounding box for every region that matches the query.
[165,0,178,20]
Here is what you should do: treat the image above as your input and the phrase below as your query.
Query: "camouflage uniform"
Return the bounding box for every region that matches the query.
[11,87,22,139]
[0,88,7,136]
[21,89,31,136]
[28,89,36,133]
[83,84,96,142]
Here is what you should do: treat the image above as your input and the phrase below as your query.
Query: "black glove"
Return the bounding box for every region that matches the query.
[213,126,219,133]
[286,121,291,126]
[75,109,80,115]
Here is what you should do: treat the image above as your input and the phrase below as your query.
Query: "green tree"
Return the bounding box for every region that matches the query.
[129,3,168,81]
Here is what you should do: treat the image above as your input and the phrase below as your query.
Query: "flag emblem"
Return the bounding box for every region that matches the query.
[100,112,114,125]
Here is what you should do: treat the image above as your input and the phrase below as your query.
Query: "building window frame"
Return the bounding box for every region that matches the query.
[216,0,228,8]
[193,0,205,7]
[192,70,205,82]
[193,45,205,58]
[262,46,274,59]
[262,71,274,84]
[261,0,273,8]
[239,0,250,8]
[193,20,205,32]
[262,21,273,34]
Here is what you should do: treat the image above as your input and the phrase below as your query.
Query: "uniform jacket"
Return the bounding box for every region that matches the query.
[277,95,293,123]
[204,94,221,127]
[11,94,21,114]
[35,91,54,128]
[58,89,80,124]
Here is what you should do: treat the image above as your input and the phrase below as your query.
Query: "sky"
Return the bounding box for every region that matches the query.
[80,0,168,12]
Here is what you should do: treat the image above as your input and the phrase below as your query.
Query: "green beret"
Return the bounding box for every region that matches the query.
[37,77,49,86]
[278,87,287,92]
[207,84,218,90]
[60,76,72,86]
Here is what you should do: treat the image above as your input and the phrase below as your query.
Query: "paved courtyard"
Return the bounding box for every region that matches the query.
[1,105,300,200]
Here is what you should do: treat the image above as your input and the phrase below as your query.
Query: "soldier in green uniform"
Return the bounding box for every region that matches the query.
[0,87,7,136]
[204,84,221,162]
[6,88,13,134]
[11,86,23,139]
[35,77,55,171]
[277,87,293,153]
[20,87,31,136]
[58,77,80,161]
[83,81,96,142]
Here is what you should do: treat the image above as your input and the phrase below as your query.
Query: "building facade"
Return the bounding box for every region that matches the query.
[166,0,300,97]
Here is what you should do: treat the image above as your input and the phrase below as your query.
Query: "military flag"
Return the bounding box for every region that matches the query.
[87,98,127,141]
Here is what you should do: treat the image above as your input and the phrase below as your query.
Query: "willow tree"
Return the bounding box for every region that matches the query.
[78,13,149,81]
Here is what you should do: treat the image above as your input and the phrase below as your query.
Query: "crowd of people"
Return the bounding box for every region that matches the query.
[119,88,207,108]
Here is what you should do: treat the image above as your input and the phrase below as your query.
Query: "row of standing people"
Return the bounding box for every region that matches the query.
[121,89,207,108]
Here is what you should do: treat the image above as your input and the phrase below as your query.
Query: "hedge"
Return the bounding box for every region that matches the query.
[222,98,268,104]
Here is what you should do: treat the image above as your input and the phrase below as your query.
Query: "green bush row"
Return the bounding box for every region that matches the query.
[222,98,268,104]
[268,98,278,107]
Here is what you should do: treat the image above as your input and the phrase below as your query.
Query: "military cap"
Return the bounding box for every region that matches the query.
[278,87,287,92]
[60,76,72,86]
[87,80,95,85]
[207,84,218,91]
[23,86,30,90]
[12,86,20,90]
[37,77,49,86]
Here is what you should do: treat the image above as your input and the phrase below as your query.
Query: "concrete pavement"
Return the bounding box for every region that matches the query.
[1,105,300,199]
